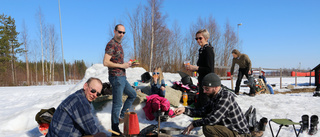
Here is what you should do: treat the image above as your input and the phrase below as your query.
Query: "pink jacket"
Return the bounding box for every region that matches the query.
[143,94,175,121]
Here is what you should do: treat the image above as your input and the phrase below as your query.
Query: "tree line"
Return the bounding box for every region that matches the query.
[0,12,87,86]
[124,0,239,76]
[2,0,305,86]
[0,0,253,86]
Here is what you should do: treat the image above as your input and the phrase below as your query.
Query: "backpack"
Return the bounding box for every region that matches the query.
[101,82,112,95]
[181,75,193,85]
[244,105,257,131]
[35,107,55,124]
[141,72,151,83]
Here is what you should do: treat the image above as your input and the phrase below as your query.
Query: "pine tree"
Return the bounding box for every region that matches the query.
[0,14,23,85]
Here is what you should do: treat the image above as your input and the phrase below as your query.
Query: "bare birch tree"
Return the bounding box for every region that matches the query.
[36,7,45,85]
[48,24,59,82]
[149,0,155,71]
[127,4,142,59]
[170,20,184,72]
[222,20,237,67]
[31,40,40,85]
[21,20,30,85]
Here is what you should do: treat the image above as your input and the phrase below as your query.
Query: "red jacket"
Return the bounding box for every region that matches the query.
[143,94,175,120]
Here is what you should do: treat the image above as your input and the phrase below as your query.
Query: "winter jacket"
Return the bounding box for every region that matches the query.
[150,79,166,97]
[230,54,252,75]
[197,43,215,83]
[46,89,99,137]
[143,94,175,121]
[184,87,250,134]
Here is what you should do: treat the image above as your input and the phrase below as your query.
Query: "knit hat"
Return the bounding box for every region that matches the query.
[202,73,221,87]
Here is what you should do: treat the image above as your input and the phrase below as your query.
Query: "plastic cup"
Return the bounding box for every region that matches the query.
[134,82,138,87]
[184,60,190,67]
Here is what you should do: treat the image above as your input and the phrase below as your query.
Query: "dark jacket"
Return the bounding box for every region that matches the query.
[230,54,252,75]
[47,89,99,137]
[197,43,215,83]
[150,79,166,97]
[184,87,250,134]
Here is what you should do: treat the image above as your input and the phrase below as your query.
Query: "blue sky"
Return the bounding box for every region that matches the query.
[2,0,320,70]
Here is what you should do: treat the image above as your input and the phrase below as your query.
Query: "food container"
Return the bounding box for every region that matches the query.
[160,127,182,135]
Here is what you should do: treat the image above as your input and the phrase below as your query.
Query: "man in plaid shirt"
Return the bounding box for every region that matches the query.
[174,73,251,137]
[46,78,106,137]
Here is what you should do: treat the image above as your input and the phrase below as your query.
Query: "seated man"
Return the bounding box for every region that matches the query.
[46,77,107,137]
[174,73,251,137]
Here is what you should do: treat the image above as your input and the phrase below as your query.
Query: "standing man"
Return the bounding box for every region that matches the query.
[174,73,250,137]
[103,24,137,136]
[46,77,107,137]
[230,49,256,96]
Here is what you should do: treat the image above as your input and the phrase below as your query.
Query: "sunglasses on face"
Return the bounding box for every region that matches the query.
[153,72,160,75]
[89,86,101,97]
[117,30,126,34]
[195,37,203,41]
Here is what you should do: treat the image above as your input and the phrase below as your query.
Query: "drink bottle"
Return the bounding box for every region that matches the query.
[183,91,188,106]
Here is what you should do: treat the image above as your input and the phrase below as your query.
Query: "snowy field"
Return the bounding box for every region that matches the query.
[0,64,319,137]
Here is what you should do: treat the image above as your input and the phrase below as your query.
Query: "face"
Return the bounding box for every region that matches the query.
[203,86,220,96]
[232,53,238,58]
[153,69,160,79]
[114,25,125,41]
[196,33,208,47]
[84,80,103,102]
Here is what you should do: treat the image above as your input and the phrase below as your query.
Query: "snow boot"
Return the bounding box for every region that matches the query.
[258,117,268,131]
[301,115,309,133]
[309,115,318,135]
[313,91,320,97]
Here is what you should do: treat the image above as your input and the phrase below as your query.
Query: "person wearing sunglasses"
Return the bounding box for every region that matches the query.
[150,67,166,97]
[103,24,137,136]
[46,77,107,137]
[185,29,215,109]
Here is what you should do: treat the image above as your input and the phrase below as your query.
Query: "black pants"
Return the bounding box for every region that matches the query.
[235,68,256,94]
[195,78,209,109]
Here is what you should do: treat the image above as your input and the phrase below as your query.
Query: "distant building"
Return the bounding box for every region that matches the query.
[311,64,320,91]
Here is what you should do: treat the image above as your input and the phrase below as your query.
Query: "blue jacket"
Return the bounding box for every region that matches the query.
[46,89,99,137]
[151,79,166,97]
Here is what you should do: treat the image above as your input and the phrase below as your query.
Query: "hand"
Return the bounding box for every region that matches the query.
[248,70,252,75]
[173,107,185,116]
[182,123,194,135]
[186,65,192,71]
[230,75,233,79]
[187,65,199,71]
[122,62,131,69]
[160,86,165,91]
[152,75,158,83]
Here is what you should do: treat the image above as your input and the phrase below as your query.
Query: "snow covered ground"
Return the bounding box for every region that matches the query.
[0,64,319,137]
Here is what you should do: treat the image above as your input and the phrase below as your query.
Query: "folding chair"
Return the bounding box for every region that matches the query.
[269,119,301,137]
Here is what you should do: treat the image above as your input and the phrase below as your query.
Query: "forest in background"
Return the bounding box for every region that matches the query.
[0,13,87,86]
[1,0,311,86]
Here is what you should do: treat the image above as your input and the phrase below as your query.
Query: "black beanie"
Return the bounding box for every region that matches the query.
[202,73,221,87]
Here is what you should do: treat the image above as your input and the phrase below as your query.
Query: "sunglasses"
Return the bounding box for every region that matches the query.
[117,30,126,34]
[195,37,203,41]
[89,85,101,97]
[153,72,160,75]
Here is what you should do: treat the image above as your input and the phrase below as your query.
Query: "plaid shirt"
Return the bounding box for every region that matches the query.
[184,87,250,134]
[46,89,99,137]
[105,38,126,76]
